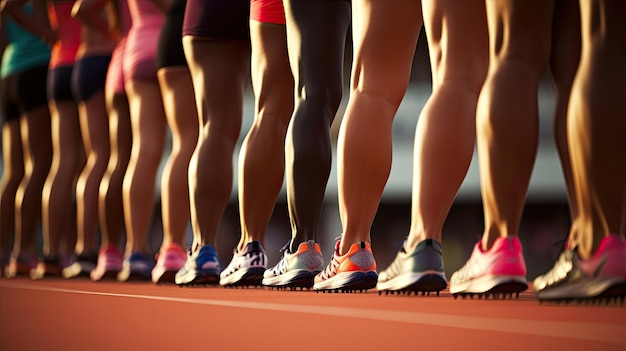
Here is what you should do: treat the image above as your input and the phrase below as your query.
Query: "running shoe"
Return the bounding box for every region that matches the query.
[4,255,39,279]
[32,254,73,280]
[118,252,154,281]
[90,245,123,282]
[313,238,377,293]
[151,243,187,284]
[449,236,528,298]
[377,238,447,295]
[62,253,98,279]
[534,234,626,303]
[175,245,220,286]
[219,241,267,287]
[263,240,324,290]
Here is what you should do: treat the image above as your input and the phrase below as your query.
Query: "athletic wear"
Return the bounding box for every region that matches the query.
[377,239,447,294]
[0,3,50,122]
[0,4,50,79]
[61,253,98,279]
[250,0,285,25]
[156,0,187,69]
[48,0,81,69]
[105,0,131,94]
[175,245,221,286]
[151,243,187,284]
[534,234,626,302]
[0,65,49,122]
[72,55,111,101]
[124,0,163,82]
[47,66,75,101]
[32,255,74,279]
[219,241,267,287]
[4,255,39,279]
[182,0,250,40]
[90,245,124,282]
[450,236,528,297]
[263,240,324,289]
[118,252,154,281]
[313,239,378,292]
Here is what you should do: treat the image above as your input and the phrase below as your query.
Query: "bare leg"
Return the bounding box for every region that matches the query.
[41,100,83,262]
[157,66,198,249]
[407,0,488,249]
[338,0,422,254]
[99,93,131,251]
[184,36,250,251]
[122,80,167,256]
[76,90,110,257]
[12,106,52,265]
[0,121,24,262]
[568,0,626,258]
[476,0,555,250]
[284,0,350,253]
[237,20,293,252]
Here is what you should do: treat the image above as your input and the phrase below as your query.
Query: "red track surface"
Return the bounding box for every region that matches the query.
[1,277,625,351]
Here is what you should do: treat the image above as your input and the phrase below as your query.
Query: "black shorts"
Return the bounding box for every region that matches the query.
[0,65,49,123]
[157,0,188,69]
[72,55,111,101]
[47,65,75,101]
[182,0,250,40]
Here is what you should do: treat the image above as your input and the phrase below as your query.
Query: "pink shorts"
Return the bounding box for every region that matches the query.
[105,36,127,94]
[250,0,285,25]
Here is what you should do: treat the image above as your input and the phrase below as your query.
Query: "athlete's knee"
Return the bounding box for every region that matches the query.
[296,85,343,116]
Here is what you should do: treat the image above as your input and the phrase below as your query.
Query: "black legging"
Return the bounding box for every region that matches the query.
[284,0,351,252]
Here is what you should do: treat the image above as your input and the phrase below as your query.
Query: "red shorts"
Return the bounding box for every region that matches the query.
[250,0,285,25]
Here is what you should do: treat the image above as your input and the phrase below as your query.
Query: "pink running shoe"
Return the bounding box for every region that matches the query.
[151,244,186,284]
[90,245,123,282]
[450,236,528,298]
[534,234,626,302]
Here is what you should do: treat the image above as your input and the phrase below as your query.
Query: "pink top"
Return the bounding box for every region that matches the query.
[105,0,132,94]
[48,1,81,68]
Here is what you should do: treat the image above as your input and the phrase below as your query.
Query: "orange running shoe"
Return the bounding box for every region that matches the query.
[313,238,377,293]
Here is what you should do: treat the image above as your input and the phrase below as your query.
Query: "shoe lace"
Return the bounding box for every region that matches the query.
[319,252,340,280]
[537,249,574,287]
[267,241,291,276]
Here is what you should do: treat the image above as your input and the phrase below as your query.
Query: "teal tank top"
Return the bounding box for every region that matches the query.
[1,4,51,78]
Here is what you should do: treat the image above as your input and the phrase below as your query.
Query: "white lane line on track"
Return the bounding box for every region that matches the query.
[1,281,624,344]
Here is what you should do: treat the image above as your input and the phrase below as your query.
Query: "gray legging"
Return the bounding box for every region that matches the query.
[284,0,351,252]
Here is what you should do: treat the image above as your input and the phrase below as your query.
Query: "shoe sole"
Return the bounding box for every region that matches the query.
[452,281,529,300]
[450,274,527,295]
[176,269,220,286]
[314,271,378,293]
[537,279,626,304]
[263,270,320,290]
[221,267,265,288]
[378,273,448,295]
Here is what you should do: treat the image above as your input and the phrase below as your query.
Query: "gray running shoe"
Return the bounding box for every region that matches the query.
[377,238,447,295]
